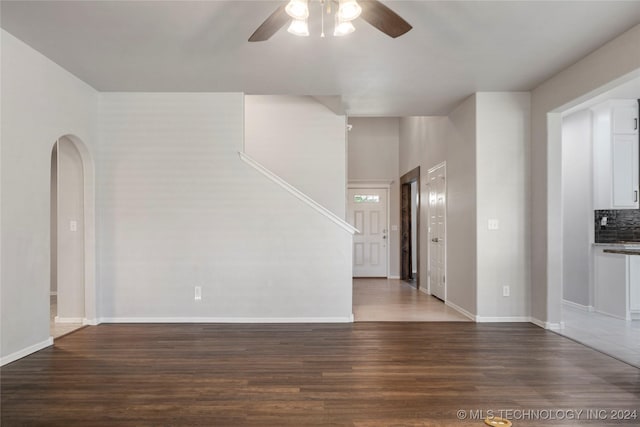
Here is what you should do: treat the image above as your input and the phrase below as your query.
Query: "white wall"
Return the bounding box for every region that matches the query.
[531,24,640,325]
[444,96,477,315]
[56,137,86,319]
[347,117,400,277]
[1,29,97,363]
[400,117,448,176]
[561,110,593,307]
[399,116,448,289]
[399,108,478,312]
[97,93,352,321]
[398,95,530,320]
[475,92,531,319]
[244,96,346,218]
[398,108,480,311]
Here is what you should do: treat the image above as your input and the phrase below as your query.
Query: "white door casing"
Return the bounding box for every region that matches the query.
[427,163,446,300]
[348,188,388,277]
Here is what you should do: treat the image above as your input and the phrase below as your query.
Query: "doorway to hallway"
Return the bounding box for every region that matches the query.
[400,167,420,286]
[50,136,89,338]
[352,278,469,321]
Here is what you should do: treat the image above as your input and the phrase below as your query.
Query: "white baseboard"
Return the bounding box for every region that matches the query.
[418,286,430,295]
[476,316,531,323]
[549,321,564,330]
[529,317,547,329]
[562,299,594,312]
[593,309,627,321]
[445,300,475,321]
[444,303,554,326]
[98,316,354,324]
[82,318,99,326]
[388,275,400,279]
[54,316,84,324]
[1,337,53,366]
[529,317,564,330]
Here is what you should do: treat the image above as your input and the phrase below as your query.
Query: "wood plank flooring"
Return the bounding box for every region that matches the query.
[2,323,639,426]
[353,278,470,321]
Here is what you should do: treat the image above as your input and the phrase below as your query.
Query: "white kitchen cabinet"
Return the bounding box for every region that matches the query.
[592,99,639,210]
[612,134,639,208]
[594,246,640,320]
[594,248,628,319]
[613,103,639,134]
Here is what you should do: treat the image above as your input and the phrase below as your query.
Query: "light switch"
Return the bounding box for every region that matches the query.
[488,219,499,230]
[69,220,77,232]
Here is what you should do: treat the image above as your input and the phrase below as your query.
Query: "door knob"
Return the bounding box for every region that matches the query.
[432,237,439,243]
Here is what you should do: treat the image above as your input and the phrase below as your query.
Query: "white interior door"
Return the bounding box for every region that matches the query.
[428,164,446,300]
[348,188,388,277]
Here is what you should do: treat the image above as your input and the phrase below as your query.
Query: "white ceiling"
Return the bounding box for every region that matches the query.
[1,1,639,116]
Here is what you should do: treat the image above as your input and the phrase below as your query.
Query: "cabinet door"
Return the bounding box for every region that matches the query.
[612,103,638,134]
[592,106,612,209]
[594,249,628,319]
[612,134,639,208]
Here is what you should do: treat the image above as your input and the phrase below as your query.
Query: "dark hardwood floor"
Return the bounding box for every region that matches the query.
[2,323,639,426]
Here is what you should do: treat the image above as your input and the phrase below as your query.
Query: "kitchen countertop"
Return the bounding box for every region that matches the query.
[593,242,640,248]
[603,249,640,256]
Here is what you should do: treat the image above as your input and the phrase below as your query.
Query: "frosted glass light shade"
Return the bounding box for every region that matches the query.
[337,0,361,21]
[334,15,355,36]
[288,19,310,37]
[285,0,309,20]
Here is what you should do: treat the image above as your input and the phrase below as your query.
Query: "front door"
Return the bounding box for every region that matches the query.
[348,188,388,277]
[428,164,446,300]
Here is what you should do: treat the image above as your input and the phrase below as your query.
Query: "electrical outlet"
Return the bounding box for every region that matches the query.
[69,220,77,232]
[488,219,499,230]
[194,286,202,301]
[502,286,510,297]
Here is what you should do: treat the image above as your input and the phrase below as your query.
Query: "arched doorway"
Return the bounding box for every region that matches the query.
[50,135,96,337]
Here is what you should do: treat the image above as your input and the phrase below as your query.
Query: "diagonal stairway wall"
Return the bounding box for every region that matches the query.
[97,93,353,321]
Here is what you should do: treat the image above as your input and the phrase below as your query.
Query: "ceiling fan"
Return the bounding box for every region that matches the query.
[249,0,412,42]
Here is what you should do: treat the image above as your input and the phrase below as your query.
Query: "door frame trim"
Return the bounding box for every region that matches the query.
[400,167,420,287]
[426,162,447,300]
[347,182,391,278]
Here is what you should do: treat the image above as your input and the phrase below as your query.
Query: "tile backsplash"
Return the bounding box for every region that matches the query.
[595,209,640,243]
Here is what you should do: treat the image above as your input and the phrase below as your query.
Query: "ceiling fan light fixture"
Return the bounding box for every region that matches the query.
[334,15,355,37]
[337,0,362,21]
[287,18,310,36]
[285,0,309,20]
[249,0,411,42]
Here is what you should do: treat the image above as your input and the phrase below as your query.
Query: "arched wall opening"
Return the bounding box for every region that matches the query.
[50,134,97,332]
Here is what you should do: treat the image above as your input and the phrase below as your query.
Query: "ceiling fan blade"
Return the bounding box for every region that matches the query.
[359,0,412,38]
[249,4,290,42]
